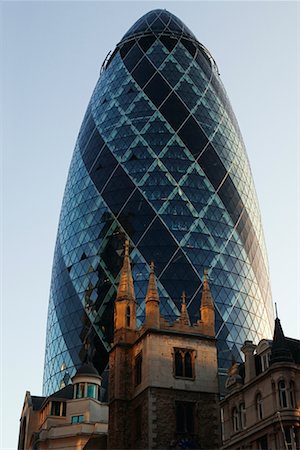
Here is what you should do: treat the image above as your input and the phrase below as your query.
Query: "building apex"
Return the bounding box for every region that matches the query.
[179,291,190,326]
[270,317,294,365]
[201,269,214,310]
[145,261,160,304]
[116,240,136,302]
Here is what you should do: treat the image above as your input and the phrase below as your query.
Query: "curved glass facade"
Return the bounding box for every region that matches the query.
[43,9,274,396]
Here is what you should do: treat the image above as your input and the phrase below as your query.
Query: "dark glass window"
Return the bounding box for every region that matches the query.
[160,92,189,131]
[256,435,268,450]
[123,44,144,72]
[175,350,183,377]
[51,401,61,416]
[174,349,194,378]
[178,117,208,158]
[175,402,195,433]
[184,352,193,378]
[144,73,171,107]
[131,57,156,88]
[135,352,142,386]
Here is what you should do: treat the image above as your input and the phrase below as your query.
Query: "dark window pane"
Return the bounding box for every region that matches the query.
[178,117,209,158]
[144,73,171,108]
[175,350,183,377]
[131,57,156,88]
[160,93,189,131]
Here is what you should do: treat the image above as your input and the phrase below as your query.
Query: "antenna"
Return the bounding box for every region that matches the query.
[275,302,278,319]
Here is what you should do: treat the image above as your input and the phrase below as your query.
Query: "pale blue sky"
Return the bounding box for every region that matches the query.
[2,2,299,448]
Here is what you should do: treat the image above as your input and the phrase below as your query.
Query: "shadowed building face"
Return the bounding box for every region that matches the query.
[43,9,274,396]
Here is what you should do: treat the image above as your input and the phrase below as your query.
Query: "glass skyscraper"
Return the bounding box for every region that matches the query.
[43,9,274,396]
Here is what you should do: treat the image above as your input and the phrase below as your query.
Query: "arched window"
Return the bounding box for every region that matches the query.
[256,393,263,420]
[126,305,131,327]
[232,407,239,432]
[278,380,288,408]
[239,402,246,429]
[174,349,194,378]
[289,381,296,408]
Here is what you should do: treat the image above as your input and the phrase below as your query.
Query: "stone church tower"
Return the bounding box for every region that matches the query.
[108,241,220,449]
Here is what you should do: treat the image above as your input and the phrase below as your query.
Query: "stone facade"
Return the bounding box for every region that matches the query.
[220,319,300,450]
[108,243,220,449]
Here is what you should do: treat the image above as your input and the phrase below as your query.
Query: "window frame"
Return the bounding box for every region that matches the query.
[256,393,263,420]
[232,406,240,433]
[173,348,195,380]
[175,401,195,434]
[278,379,288,408]
[71,414,84,424]
[134,352,143,386]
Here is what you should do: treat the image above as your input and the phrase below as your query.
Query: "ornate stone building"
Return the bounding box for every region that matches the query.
[18,365,108,450]
[220,318,300,449]
[108,241,220,449]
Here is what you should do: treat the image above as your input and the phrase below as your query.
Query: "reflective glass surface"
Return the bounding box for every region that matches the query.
[43,9,274,395]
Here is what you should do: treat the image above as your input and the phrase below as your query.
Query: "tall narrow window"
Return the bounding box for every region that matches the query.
[175,402,195,433]
[279,380,288,408]
[126,305,131,327]
[220,407,225,442]
[184,352,193,378]
[256,393,263,420]
[289,381,296,408]
[135,352,142,386]
[175,350,183,377]
[239,403,246,429]
[232,407,239,432]
[76,383,85,399]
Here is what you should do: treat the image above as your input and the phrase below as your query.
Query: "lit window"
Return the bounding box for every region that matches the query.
[175,402,195,433]
[174,349,194,379]
[135,352,142,386]
[71,415,84,424]
[256,393,263,420]
[278,380,288,408]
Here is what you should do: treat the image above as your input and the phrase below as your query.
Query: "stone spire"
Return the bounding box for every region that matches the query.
[200,269,215,336]
[201,269,214,310]
[179,291,190,326]
[114,240,136,331]
[270,317,294,365]
[145,262,160,329]
[116,240,135,303]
